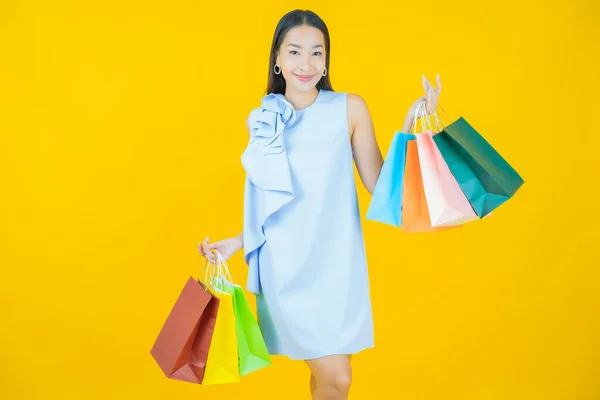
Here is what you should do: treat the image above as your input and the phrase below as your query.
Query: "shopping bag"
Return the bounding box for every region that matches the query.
[150,276,220,384]
[400,101,457,233]
[366,132,415,226]
[224,283,272,375]
[402,140,456,233]
[213,251,272,376]
[432,115,524,217]
[201,273,240,385]
[416,132,478,227]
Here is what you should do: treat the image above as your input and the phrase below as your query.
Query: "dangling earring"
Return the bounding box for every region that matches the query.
[273,63,281,75]
[323,66,327,77]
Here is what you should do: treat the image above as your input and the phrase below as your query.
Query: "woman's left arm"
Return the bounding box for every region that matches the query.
[348,95,417,195]
[349,74,442,196]
[347,93,384,196]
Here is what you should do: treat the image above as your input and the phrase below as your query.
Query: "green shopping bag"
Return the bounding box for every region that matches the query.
[214,251,272,376]
[222,283,272,375]
[432,109,524,217]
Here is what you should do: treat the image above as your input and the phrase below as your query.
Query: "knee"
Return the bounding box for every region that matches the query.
[332,372,352,393]
[321,369,352,396]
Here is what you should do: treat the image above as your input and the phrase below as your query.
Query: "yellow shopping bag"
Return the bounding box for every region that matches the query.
[201,274,240,385]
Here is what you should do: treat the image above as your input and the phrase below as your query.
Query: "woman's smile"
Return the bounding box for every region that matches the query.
[294,73,315,82]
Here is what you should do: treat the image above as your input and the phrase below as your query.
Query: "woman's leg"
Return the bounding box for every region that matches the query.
[306,354,353,400]
[309,355,352,397]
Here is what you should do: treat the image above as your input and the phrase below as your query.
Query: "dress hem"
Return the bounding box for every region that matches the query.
[266,344,375,361]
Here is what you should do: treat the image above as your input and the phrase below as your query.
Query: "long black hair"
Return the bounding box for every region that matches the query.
[266,9,334,95]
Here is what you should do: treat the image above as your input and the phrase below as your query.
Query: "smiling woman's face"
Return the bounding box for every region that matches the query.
[276,24,326,93]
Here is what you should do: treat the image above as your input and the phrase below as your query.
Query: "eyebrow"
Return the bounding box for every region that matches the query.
[287,43,324,49]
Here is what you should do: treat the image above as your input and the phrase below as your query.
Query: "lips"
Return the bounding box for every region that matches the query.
[295,74,314,82]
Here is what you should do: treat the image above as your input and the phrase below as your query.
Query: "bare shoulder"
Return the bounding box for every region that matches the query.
[346,93,373,140]
[347,93,369,116]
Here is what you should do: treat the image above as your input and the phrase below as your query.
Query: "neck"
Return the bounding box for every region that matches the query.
[284,88,320,111]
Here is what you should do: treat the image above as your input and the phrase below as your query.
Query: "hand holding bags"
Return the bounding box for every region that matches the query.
[366,99,524,231]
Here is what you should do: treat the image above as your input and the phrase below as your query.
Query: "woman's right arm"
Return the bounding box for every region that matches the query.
[235,232,243,249]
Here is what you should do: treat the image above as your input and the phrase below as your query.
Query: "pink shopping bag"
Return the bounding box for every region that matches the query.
[415,131,478,227]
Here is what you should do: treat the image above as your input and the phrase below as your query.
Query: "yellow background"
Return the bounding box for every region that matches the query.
[1,0,599,399]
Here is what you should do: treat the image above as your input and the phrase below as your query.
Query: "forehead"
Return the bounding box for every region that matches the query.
[282,24,325,47]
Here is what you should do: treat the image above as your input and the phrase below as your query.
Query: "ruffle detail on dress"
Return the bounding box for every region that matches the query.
[241,93,297,294]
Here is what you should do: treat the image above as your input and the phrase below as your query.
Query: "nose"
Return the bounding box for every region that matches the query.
[298,54,312,71]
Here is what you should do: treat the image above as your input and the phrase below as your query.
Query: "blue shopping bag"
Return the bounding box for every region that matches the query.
[366,132,415,226]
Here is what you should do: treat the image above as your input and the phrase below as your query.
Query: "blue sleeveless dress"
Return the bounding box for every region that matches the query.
[241,89,374,360]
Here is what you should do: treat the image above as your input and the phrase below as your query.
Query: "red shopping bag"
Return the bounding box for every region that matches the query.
[150,276,220,384]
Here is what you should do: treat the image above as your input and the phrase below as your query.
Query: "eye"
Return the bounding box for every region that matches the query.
[289,50,299,55]
[313,51,322,56]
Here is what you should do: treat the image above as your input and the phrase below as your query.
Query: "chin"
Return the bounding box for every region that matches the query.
[291,83,317,92]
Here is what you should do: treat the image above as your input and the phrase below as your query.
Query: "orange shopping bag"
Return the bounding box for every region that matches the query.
[401,140,456,233]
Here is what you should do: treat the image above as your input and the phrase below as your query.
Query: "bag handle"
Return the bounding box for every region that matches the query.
[410,100,453,134]
[408,103,421,135]
[432,103,452,131]
[214,250,233,285]
[421,102,434,133]
[200,255,217,291]
[410,100,434,134]
[204,249,234,291]
[410,101,423,134]
[199,251,229,292]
